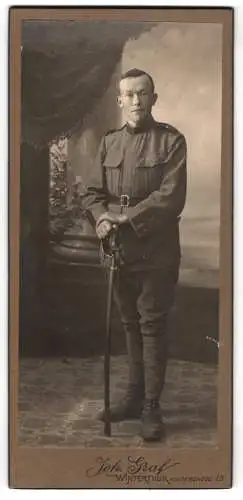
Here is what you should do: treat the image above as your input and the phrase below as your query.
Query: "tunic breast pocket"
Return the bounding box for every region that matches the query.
[103,155,122,197]
[132,156,165,198]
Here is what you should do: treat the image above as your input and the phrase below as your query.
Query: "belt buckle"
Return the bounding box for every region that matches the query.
[120,194,130,208]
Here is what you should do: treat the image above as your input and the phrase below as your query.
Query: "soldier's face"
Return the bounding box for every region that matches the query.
[117,75,157,128]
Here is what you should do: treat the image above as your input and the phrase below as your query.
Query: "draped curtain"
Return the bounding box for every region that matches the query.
[21,20,156,148]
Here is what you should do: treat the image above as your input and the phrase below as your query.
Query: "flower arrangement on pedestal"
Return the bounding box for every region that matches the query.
[48,136,87,241]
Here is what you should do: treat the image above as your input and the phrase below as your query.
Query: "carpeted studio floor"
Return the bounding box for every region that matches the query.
[18,355,217,448]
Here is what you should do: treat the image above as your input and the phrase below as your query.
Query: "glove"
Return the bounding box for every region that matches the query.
[96,220,113,240]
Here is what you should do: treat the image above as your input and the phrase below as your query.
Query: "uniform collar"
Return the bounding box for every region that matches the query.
[125,115,156,135]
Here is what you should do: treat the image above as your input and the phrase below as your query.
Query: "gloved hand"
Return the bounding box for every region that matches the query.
[96,220,113,240]
[96,212,129,240]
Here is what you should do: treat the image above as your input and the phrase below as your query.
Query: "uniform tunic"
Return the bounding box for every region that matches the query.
[84,116,187,271]
[83,116,187,399]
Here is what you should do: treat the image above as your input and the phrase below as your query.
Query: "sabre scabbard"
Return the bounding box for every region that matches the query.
[103,227,119,437]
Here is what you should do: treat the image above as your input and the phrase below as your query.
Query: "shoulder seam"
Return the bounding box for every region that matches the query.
[105,125,125,137]
[156,122,185,138]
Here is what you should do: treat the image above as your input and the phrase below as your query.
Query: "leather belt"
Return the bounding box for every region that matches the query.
[108,195,181,223]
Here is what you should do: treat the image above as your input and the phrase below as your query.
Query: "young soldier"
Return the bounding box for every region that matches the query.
[83,68,187,441]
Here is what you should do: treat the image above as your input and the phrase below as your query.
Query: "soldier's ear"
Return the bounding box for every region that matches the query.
[117,95,123,108]
[152,93,158,106]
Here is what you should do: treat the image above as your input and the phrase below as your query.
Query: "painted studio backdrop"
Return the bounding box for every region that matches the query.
[20,21,221,362]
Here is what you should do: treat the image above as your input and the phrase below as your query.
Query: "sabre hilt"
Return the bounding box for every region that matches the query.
[107,194,129,267]
[109,224,119,252]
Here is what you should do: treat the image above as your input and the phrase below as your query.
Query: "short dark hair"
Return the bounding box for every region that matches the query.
[119,68,155,93]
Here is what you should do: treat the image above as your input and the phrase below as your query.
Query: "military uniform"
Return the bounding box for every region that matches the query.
[83,115,187,440]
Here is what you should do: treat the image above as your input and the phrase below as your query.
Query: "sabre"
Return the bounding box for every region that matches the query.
[103,194,130,437]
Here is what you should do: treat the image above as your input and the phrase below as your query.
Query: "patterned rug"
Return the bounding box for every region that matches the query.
[18,355,217,448]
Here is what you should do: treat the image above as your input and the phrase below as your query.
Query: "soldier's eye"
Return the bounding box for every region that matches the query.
[124,91,148,99]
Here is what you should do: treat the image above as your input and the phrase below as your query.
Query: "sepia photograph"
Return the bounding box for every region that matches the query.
[9,7,233,489]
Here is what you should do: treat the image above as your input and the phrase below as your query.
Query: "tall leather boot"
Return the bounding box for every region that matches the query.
[98,322,145,422]
[141,329,168,441]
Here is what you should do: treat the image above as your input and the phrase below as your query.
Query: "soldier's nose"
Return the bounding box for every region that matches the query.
[132,93,140,105]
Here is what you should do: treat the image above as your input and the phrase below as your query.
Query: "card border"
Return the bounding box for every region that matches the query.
[9,6,233,489]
